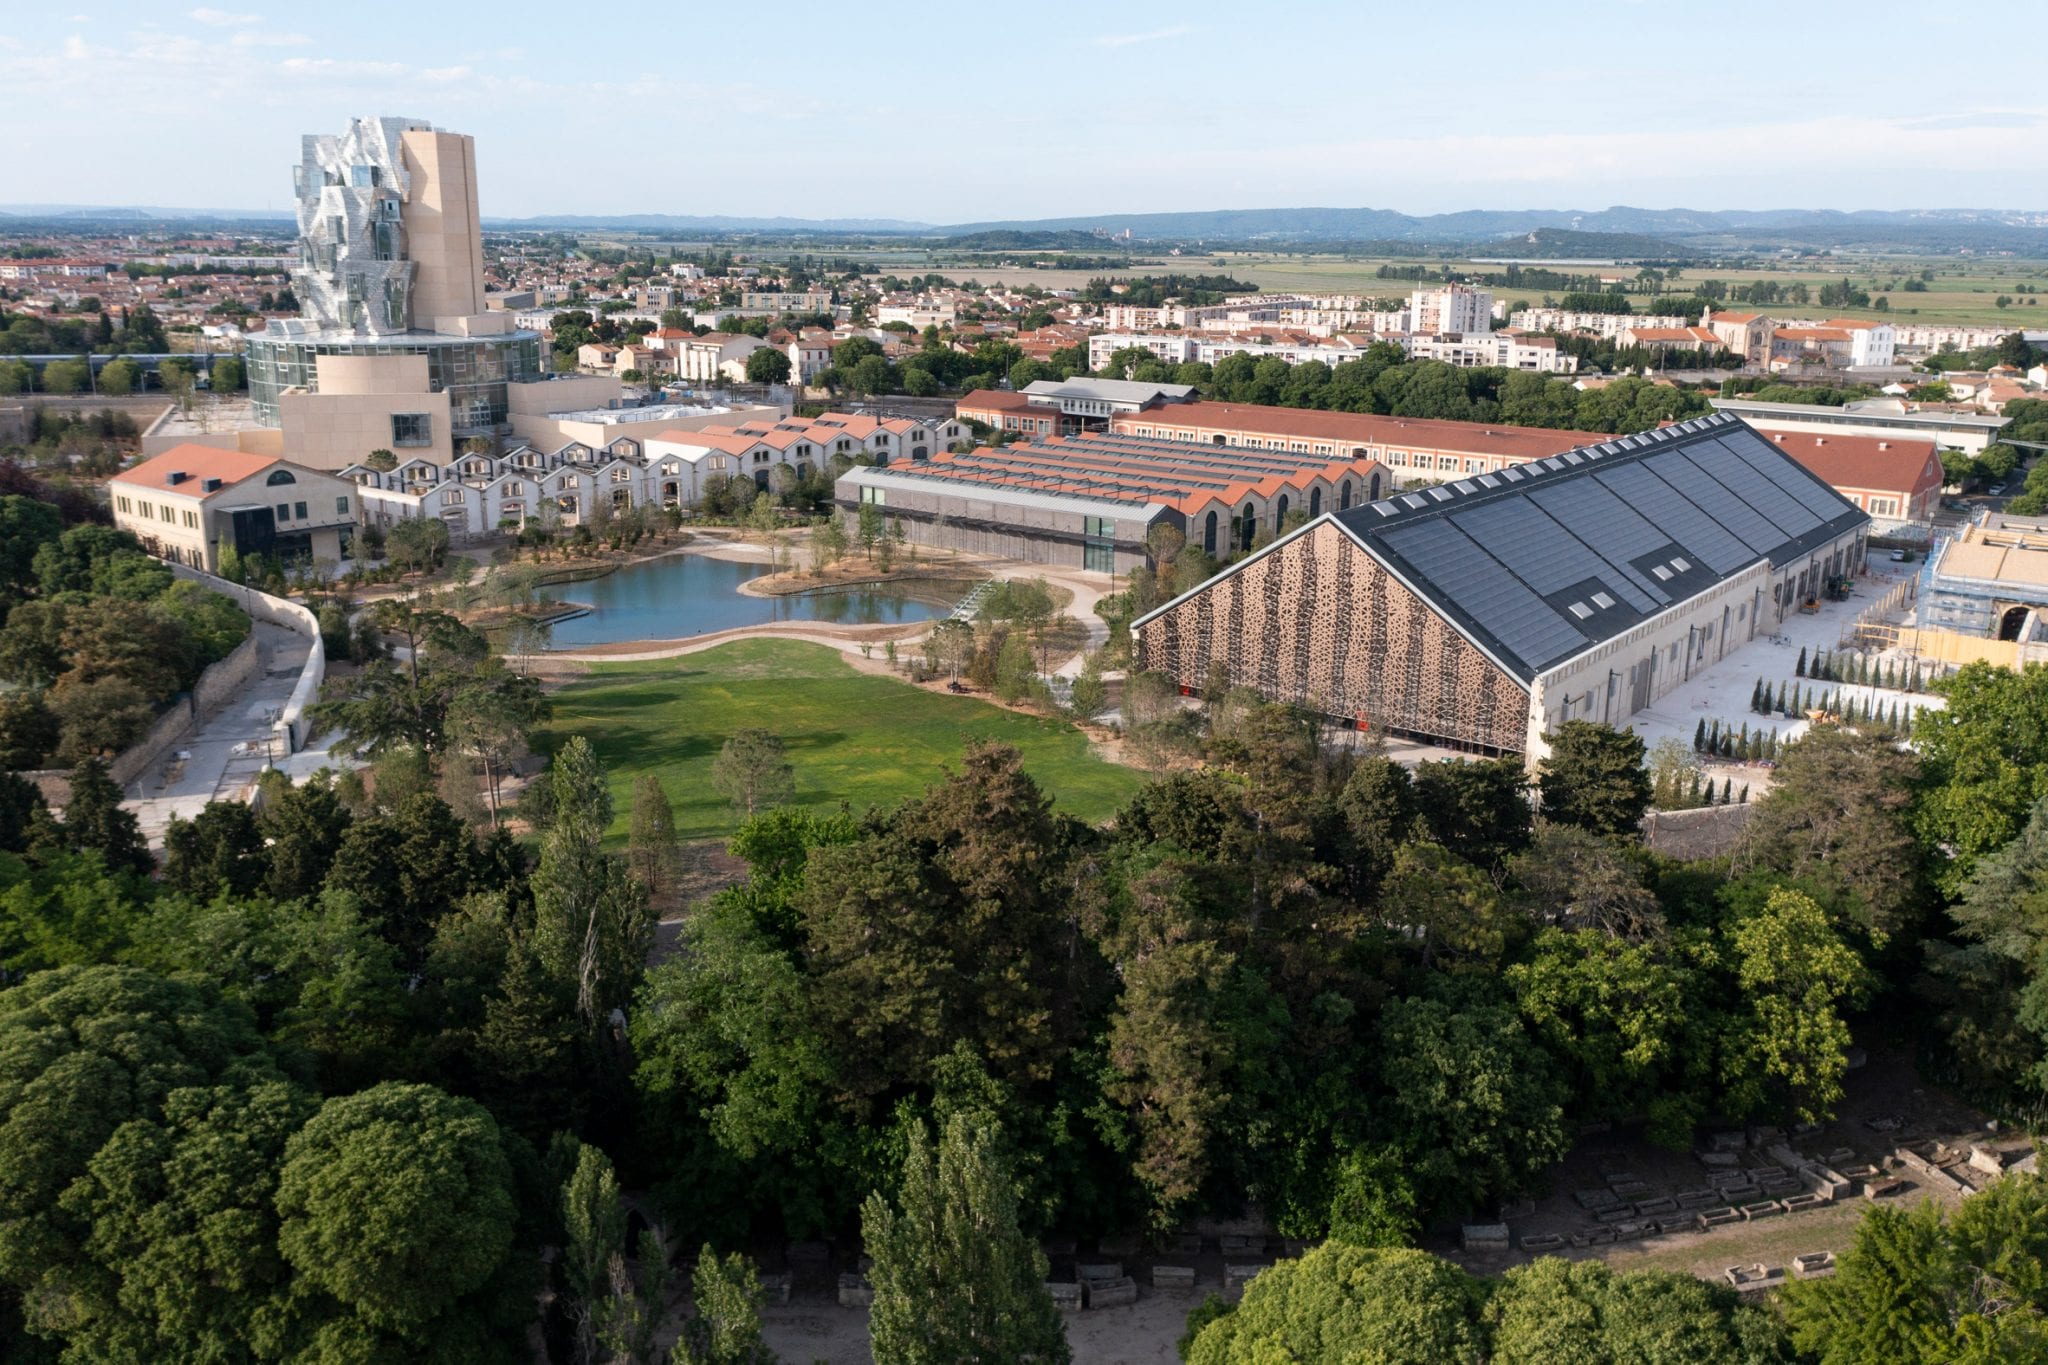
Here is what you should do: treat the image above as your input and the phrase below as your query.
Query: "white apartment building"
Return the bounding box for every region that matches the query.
[1510,308,1689,339]
[1408,284,1494,335]
[1405,332,1577,372]
[1089,332,1200,370]
[742,291,833,313]
[663,332,769,384]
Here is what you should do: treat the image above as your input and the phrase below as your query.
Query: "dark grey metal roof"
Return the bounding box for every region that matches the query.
[1332,412,1868,681]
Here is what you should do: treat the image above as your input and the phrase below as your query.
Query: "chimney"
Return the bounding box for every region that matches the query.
[165,471,187,485]
[1878,441,1890,451]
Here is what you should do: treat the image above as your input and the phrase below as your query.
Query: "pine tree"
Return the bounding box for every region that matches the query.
[862,1116,1069,1365]
[1796,646,1808,677]
[59,757,151,874]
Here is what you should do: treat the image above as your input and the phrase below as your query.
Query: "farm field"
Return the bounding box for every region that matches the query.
[537,637,1145,842]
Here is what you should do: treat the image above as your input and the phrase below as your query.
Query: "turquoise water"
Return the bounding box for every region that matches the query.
[543,553,971,646]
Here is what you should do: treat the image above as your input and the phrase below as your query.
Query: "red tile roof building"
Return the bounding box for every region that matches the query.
[1108,401,1610,483]
[1756,428,1943,525]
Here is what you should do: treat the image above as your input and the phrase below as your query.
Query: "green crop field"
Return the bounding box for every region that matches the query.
[538,638,1146,843]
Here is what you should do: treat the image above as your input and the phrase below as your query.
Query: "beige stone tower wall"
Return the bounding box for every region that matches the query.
[1135,519,1529,754]
[399,129,485,328]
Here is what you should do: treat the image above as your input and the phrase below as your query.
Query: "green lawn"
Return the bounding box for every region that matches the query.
[539,639,1146,842]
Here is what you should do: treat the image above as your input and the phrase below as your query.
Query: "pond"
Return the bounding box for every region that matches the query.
[542,552,976,647]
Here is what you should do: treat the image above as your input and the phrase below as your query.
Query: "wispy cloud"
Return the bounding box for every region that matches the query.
[189,7,261,24]
[231,29,312,47]
[1096,25,1192,48]
[1898,109,2046,132]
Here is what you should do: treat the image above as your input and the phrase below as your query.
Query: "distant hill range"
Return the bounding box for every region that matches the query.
[4,203,2045,253]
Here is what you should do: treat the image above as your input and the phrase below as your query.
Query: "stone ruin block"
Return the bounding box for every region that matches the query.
[1718,1184,1761,1203]
[1152,1264,1197,1290]
[1697,1150,1740,1170]
[1084,1276,1137,1309]
[1461,1223,1511,1253]
[1724,1263,1786,1293]
[1497,1198,1537,1222]
[1519,1233,1567,1253]
[1969,1145,2007,1177]
[1792,1252,1837,1280]
[1595,1206,1637,1225]
[1839,1163,1881,1183]
[1224,1263,1266,1289]
[1864,1175,1907,1200]
[1747,1125,1785,1149]
[1609,1179,1653,1200]
[1780,1193,1828,1214]
[1893,1147,1968,1196]
[758,1272,792,1306]
[1655,1218,1696,1236]
[1708,1129,1747,1152]
[1098,1234,1141,1258]
[1824,1147,1857,1167]
[1632,1197,1678,1218]
[1695,1207,1741,1230]
[1075,1262,1123,1284]
[1575,1188,1623,1212]
[836,1274,873,1308]
[1740,1200,1784,1221]
[1045,1282,1083,1312]
[1800,1166,1851,1201]
[1219,1235,1267,1257]
[1676,1189,1721,1209]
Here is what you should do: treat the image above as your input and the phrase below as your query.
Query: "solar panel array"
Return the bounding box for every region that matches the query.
[1333,415,1867,679]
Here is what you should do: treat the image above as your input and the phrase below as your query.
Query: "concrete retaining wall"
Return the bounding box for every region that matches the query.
[166,565,325,751]
[18,630,262,805]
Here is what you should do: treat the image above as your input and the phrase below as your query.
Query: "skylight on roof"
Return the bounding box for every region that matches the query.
[1478,475,1500,488]
[1501,467,1524,481]
[1452,480,1477,494]
[1567,602,1593,620]
[1591,591,1615,609]
[1671,556,1691,571]
[1652,565,1673,581]
[1403,494,1427,508]
[1373,503,1397,517]
[1427,487,1452,502]
[1561,452,1584,465]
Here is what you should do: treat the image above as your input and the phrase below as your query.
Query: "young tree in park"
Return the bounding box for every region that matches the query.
[1536,720,1652,837]
[628,774,683,903]
[1721,887,1873,1122]
[711,728,795,816]
[1186,1244,1486,1364]
[856,501,884,559]
[861,1115,1069,1365]
[926,617,974,684]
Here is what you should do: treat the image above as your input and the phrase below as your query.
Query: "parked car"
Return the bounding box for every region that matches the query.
[1988,484,2008,496]
[1889,548,1909,562]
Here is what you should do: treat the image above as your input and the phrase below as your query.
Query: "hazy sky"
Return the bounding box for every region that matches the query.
[2,1,2041,221]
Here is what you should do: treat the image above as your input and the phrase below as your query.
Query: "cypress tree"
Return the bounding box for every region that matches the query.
[1694,718,1707,752]
[1739,783,1751,803]
[1796,646,1808,677]
[1775,680,1788,713]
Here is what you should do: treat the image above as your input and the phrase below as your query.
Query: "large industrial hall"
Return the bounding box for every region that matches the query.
[1132,412,1873,761]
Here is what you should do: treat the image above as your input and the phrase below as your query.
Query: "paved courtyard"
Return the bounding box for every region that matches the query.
[1626,562,1942,795]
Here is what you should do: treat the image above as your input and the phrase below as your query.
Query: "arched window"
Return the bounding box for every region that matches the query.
[266,469,297,486]
[1309,488,1322,518]
[1240,502,1256,551]
[1340,479,1353,509]
[1204,510,1217,554]
[1369,472,1383,500]
[1275,494,1290,528]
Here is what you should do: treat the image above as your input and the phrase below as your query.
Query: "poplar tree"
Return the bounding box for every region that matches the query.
[627,774,683,904]
[861,1115,1069,1365]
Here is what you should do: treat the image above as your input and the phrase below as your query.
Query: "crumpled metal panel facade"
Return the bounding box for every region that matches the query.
[289,116,426,335]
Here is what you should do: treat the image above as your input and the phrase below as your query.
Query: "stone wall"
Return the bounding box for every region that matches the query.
[165,565,325,751]
[20,630,261,803]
